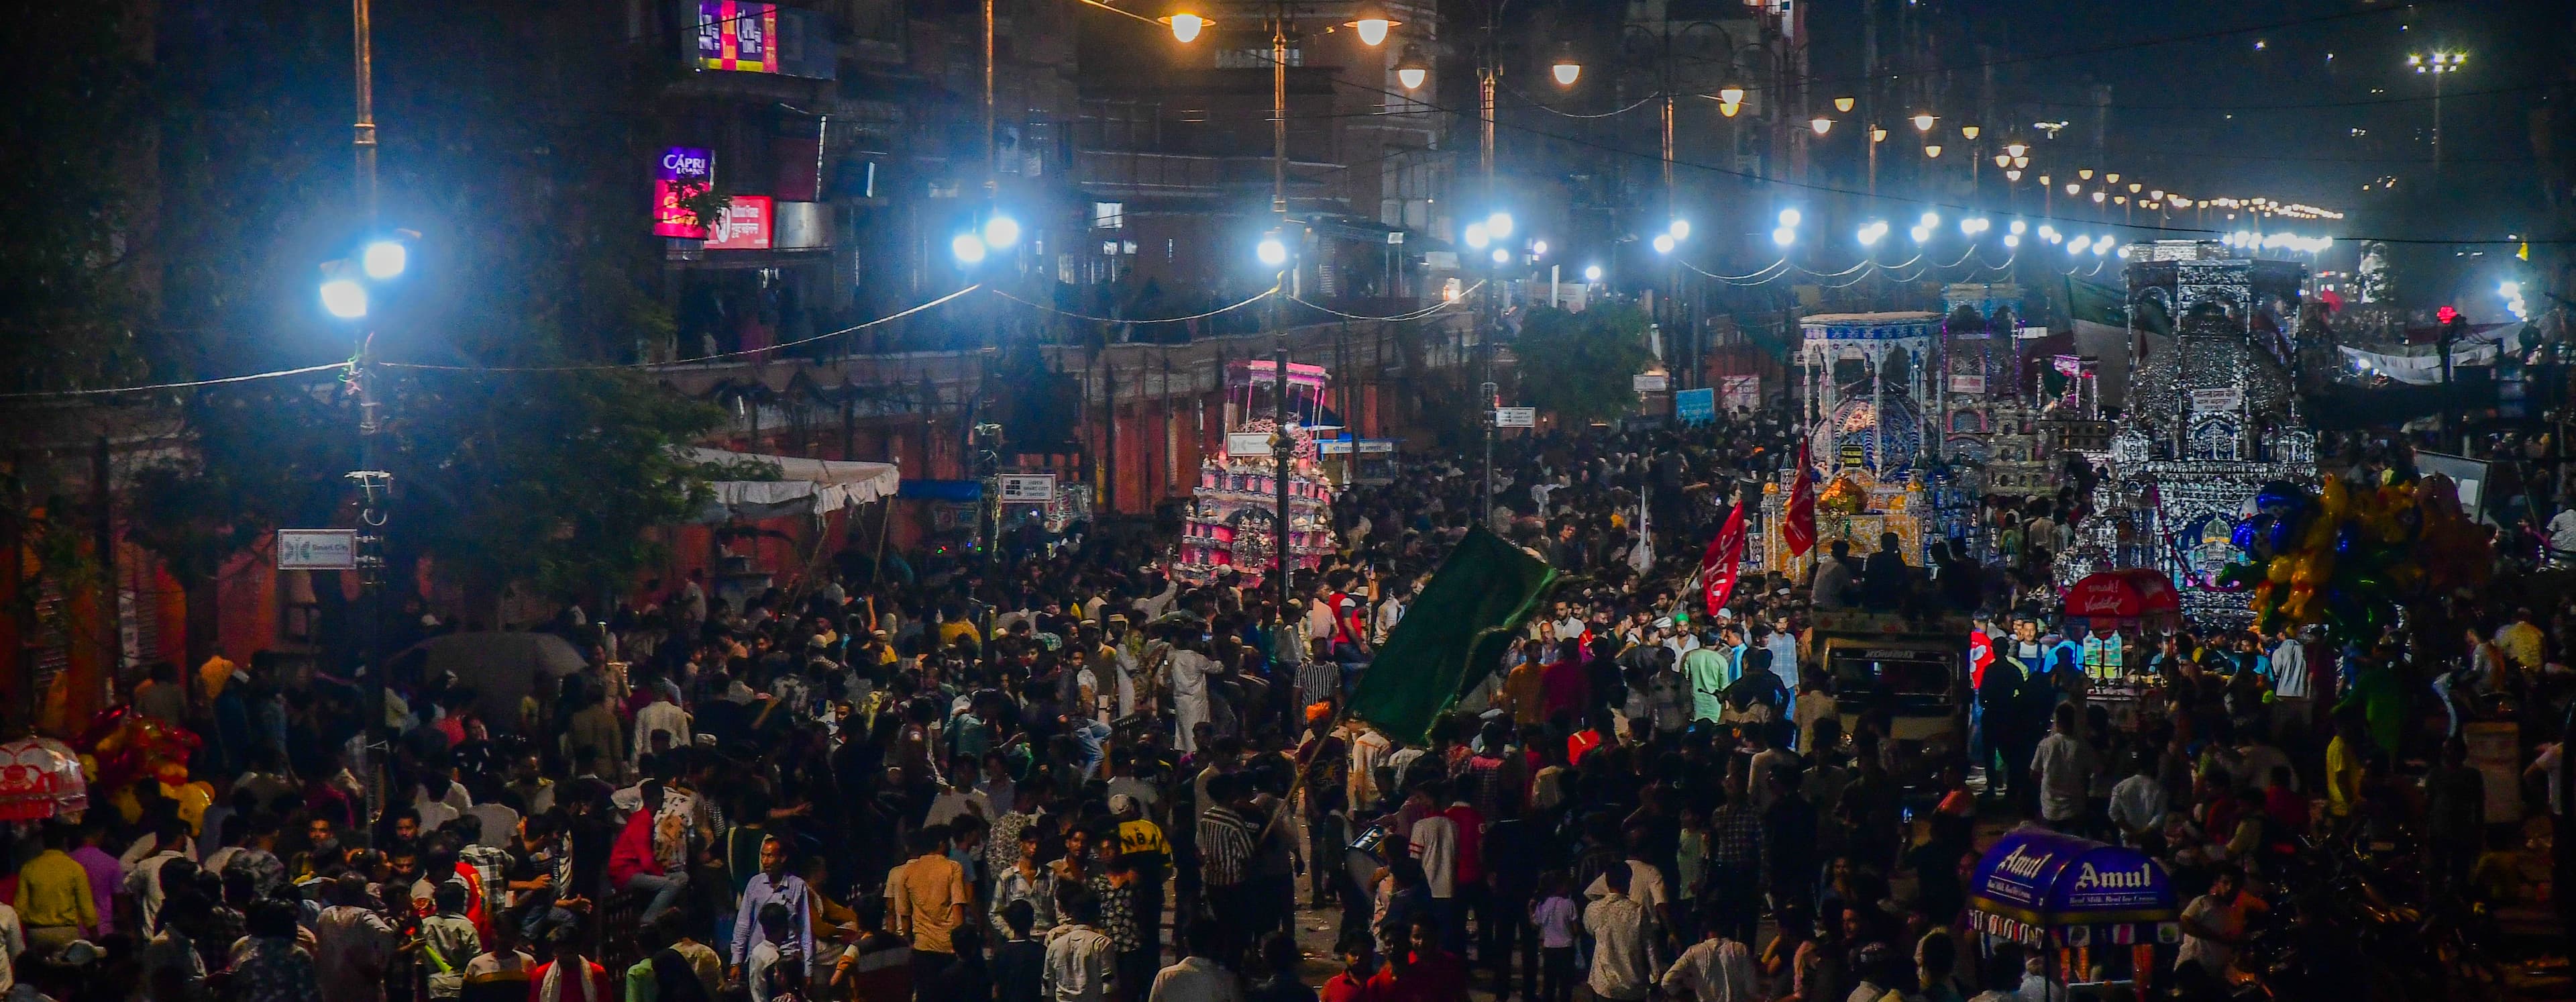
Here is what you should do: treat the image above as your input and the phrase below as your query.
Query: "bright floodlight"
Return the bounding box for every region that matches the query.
[1552,60,1581,87]
[952,233,988,264]
[1668,219,1690,241]
[1354,17,1391,46]
[1857,223,1884,246]
[1257,236,1290,267]
[1490,247,1511,264]
[1772,227,1796,247]
[982,215,1022,249]
[1778,208,1802,228]
[1530,240,1548,256]
[1584,264,1603,281]
[1486,212,1514,240]
[2092,238,2112,256]
[2037,224,2057,238]
[2003,234,2020,248]
[1909,226,1931,244]
[1462,222,1490,249]
[321,277,368,319]
[1165,12,1205,42]
[1652,234,1676,254]
[362,240,407,280]
[1919,211,1939,229]
[2009,220,2027,235]
[2068,236,2091,254]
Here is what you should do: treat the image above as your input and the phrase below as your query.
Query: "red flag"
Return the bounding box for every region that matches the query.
[1703,502,1749,615]
[1782,440,1818,558]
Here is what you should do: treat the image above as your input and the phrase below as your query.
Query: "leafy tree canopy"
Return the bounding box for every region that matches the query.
[1510,303,1656,429]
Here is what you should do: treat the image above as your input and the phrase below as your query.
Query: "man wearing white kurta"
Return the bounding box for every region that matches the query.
[1168,647,1220,754]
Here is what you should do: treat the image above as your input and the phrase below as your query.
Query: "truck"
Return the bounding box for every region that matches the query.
[1811,608,1973,795]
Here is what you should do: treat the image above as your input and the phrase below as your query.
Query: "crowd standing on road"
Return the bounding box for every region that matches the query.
[3,408,2572,1002]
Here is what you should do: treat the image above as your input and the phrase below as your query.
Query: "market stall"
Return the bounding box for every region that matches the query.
[2060,568,2180,718]
[1969,828,2180,997]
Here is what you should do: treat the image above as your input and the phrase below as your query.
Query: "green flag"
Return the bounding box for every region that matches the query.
[1347,526,1558,745]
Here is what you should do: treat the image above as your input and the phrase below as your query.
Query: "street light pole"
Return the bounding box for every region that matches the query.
[347,0,388,844]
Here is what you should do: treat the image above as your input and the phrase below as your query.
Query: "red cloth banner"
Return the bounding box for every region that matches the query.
[1783,441,1817,558]
[1703,502,1748,615]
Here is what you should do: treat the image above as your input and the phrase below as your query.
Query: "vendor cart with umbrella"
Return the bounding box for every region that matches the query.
[1968,828,2180,997]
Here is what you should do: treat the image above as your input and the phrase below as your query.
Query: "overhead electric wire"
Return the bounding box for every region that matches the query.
[1495,79,1665,119]
[991,285,1276,323]
[1674,257,1791,283]
[381,284,983,374]
[1289,282,1483,321]
[0,362,350,401]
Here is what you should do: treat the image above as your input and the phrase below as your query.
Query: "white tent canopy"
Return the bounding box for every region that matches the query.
[690,447,900,521]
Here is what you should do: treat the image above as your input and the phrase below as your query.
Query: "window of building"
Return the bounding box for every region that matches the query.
[1092,201,1125,230]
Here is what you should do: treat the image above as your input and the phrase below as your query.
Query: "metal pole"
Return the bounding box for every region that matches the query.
[1481,260,1497,525]
[2431,70,2444,181]
[1481,68,1497,191]
[350,0,386,844]
[353,0,376,218]
[1273,2,1289,215]
[984,0,997,195]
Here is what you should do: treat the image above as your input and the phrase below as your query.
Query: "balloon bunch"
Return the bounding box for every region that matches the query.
[76,706,201,794]
[2214,477,2440,640]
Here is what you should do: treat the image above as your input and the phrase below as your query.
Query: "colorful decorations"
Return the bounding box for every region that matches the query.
[1819,471,1872,515]
[2214,473,2489,640]
[78,706,201,797]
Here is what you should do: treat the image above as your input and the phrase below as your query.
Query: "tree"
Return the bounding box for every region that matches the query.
[0,2,156,394]
[128,0,760,630]
[1509,303,1656,429]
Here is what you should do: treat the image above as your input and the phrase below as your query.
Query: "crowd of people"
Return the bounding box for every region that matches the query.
[1,404,2569,1002]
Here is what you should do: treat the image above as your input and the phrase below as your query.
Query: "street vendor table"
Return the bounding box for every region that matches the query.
[1969,828,2180,995]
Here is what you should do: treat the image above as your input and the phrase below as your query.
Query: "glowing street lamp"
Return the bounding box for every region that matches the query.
[362,240,408,280]
[321,277,368,319]
[1256,234,1290,267]
[1960,125,1980,140]
[982,213,1022,249]
[1343,5,1401,46]
[952,232,989,264]
[1810,117,1833,136]
[1551,44,1581,86]
[1396,45,1430,90]
[1834,96,1855,112]
[1923,144,1942,158]
[1911,112,1935,132]
[1161,10,1206,42]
